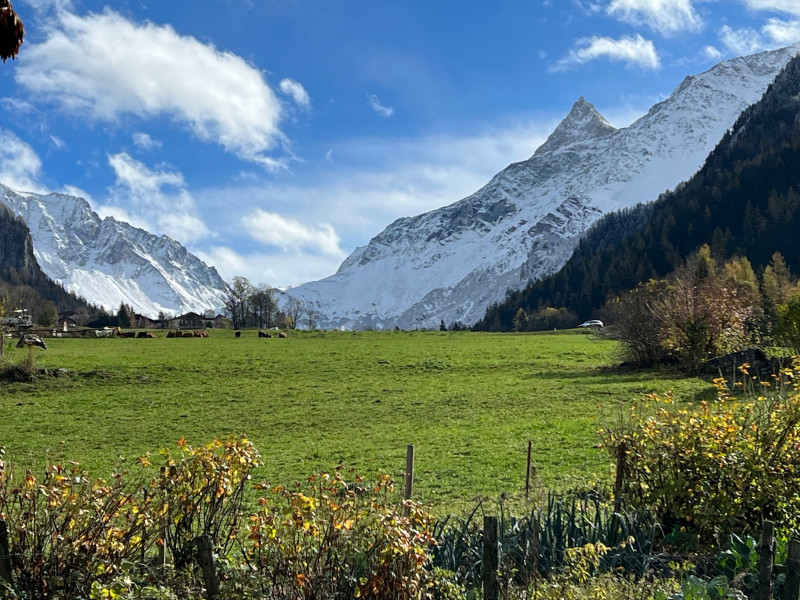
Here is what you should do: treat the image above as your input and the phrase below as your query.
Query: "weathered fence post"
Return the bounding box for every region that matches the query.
[613,441,626,514]
[0,519,13,586]
[786,539,800,600]
[404,444,414,515]
[483,515,499,600]
[758,520,775,600]
[525,440,532,500]
[195,534,219,600]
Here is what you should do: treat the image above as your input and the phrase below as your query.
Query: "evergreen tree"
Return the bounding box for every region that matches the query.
[116,303,131,328]
[512,308,528,332]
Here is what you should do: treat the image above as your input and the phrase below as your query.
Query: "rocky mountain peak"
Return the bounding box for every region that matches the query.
[533,96,616,157]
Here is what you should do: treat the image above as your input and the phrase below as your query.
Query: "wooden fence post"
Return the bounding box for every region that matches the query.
[786,539,800,600]
[0,519,13,586]
[613,441,626,514]
[525,441,532,500]
[404,444,414,514]
[195,534,219,600]
[758,520,775,600]
[483,515,499,600]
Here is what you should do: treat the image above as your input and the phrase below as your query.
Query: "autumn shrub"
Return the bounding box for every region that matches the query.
[0,447,156,599]
[0,442,438,600]
[601,365,800,542]
[236,469,435,599]
[151,437,260,570]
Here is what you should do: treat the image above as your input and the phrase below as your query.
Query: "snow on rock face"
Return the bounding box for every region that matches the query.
[286,44,800,330]
[0,184,228,317]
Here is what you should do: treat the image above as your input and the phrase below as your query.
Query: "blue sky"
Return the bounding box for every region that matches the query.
[1,0,799,288]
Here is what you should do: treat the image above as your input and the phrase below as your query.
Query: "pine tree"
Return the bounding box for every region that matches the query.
[116,303,131,328]
[512,308,528,332]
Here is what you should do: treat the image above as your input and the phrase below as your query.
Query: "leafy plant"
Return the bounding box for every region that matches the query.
[602,364,800,541]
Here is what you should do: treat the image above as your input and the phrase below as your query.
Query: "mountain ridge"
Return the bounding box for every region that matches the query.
[286,43,800,330]
[0,184,229,317]
[475,50,800,331]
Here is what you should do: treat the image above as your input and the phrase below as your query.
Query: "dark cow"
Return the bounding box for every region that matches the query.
[278,332,287,338]
[235,331,242,339]
[136,332,156,338]
[258,331,272,338]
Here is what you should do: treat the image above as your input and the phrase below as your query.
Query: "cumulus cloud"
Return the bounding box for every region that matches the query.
[0,129,45,193]
[367,93,395,117]
[553,34,660,71]
[607,0,703,35]
[743,0,800,17]
[193,245,339,288]
[762,18,800,43]
[242,209,344,258]
[702,45,723,61]
[102,152,210,242]
[719,25,769,54]
[279,78,310,108]
[16,9,286,168]
[132,132,162,152]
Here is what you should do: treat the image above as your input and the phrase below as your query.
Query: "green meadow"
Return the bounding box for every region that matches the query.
[0,330,709,509]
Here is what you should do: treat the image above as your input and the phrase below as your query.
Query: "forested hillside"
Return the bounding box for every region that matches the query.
[476,52,800,331]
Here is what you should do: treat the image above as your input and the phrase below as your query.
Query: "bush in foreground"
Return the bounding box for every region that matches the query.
[0,441,435,600]
[602,362,800,543]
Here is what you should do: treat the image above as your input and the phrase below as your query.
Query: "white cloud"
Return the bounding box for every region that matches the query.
[61,185,92,202]
[193,245,341,288]
[762,18,800,43]
[279,78,310,108]
[93,203,154,232]
[702,45,723,61]
[49,135,66,150]
[109,152,184,191]
[743,0,800,17]
[607,0,703,35]
[17,8,285,168]
[367,93,395,117]
[0,129,44,193]
[132,132,162,151]
[553,34,660,70]
[242,209,344,257]
[103,152,211,242]
[719,25,769,54]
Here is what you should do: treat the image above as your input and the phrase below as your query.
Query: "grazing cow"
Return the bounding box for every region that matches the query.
[136,332,156,338]
[117,331,136,338]
[279,332,287,338]
[17,334,47,349]
[258,331,272,338]
[235,331,241,339]
[166,330,176,338]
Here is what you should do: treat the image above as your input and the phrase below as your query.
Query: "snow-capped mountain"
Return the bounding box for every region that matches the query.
[0,184,228,317]
[287,44,800,330]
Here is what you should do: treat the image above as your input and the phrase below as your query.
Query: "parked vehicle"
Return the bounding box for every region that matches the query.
[579,319,604,328]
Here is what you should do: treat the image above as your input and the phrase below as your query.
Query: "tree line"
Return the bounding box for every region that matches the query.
[223,276,319,331]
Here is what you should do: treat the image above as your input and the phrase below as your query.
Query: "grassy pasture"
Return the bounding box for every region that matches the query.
[0,329,709,509]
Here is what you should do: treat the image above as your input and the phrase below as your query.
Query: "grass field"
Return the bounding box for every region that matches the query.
[0,329,711,510]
